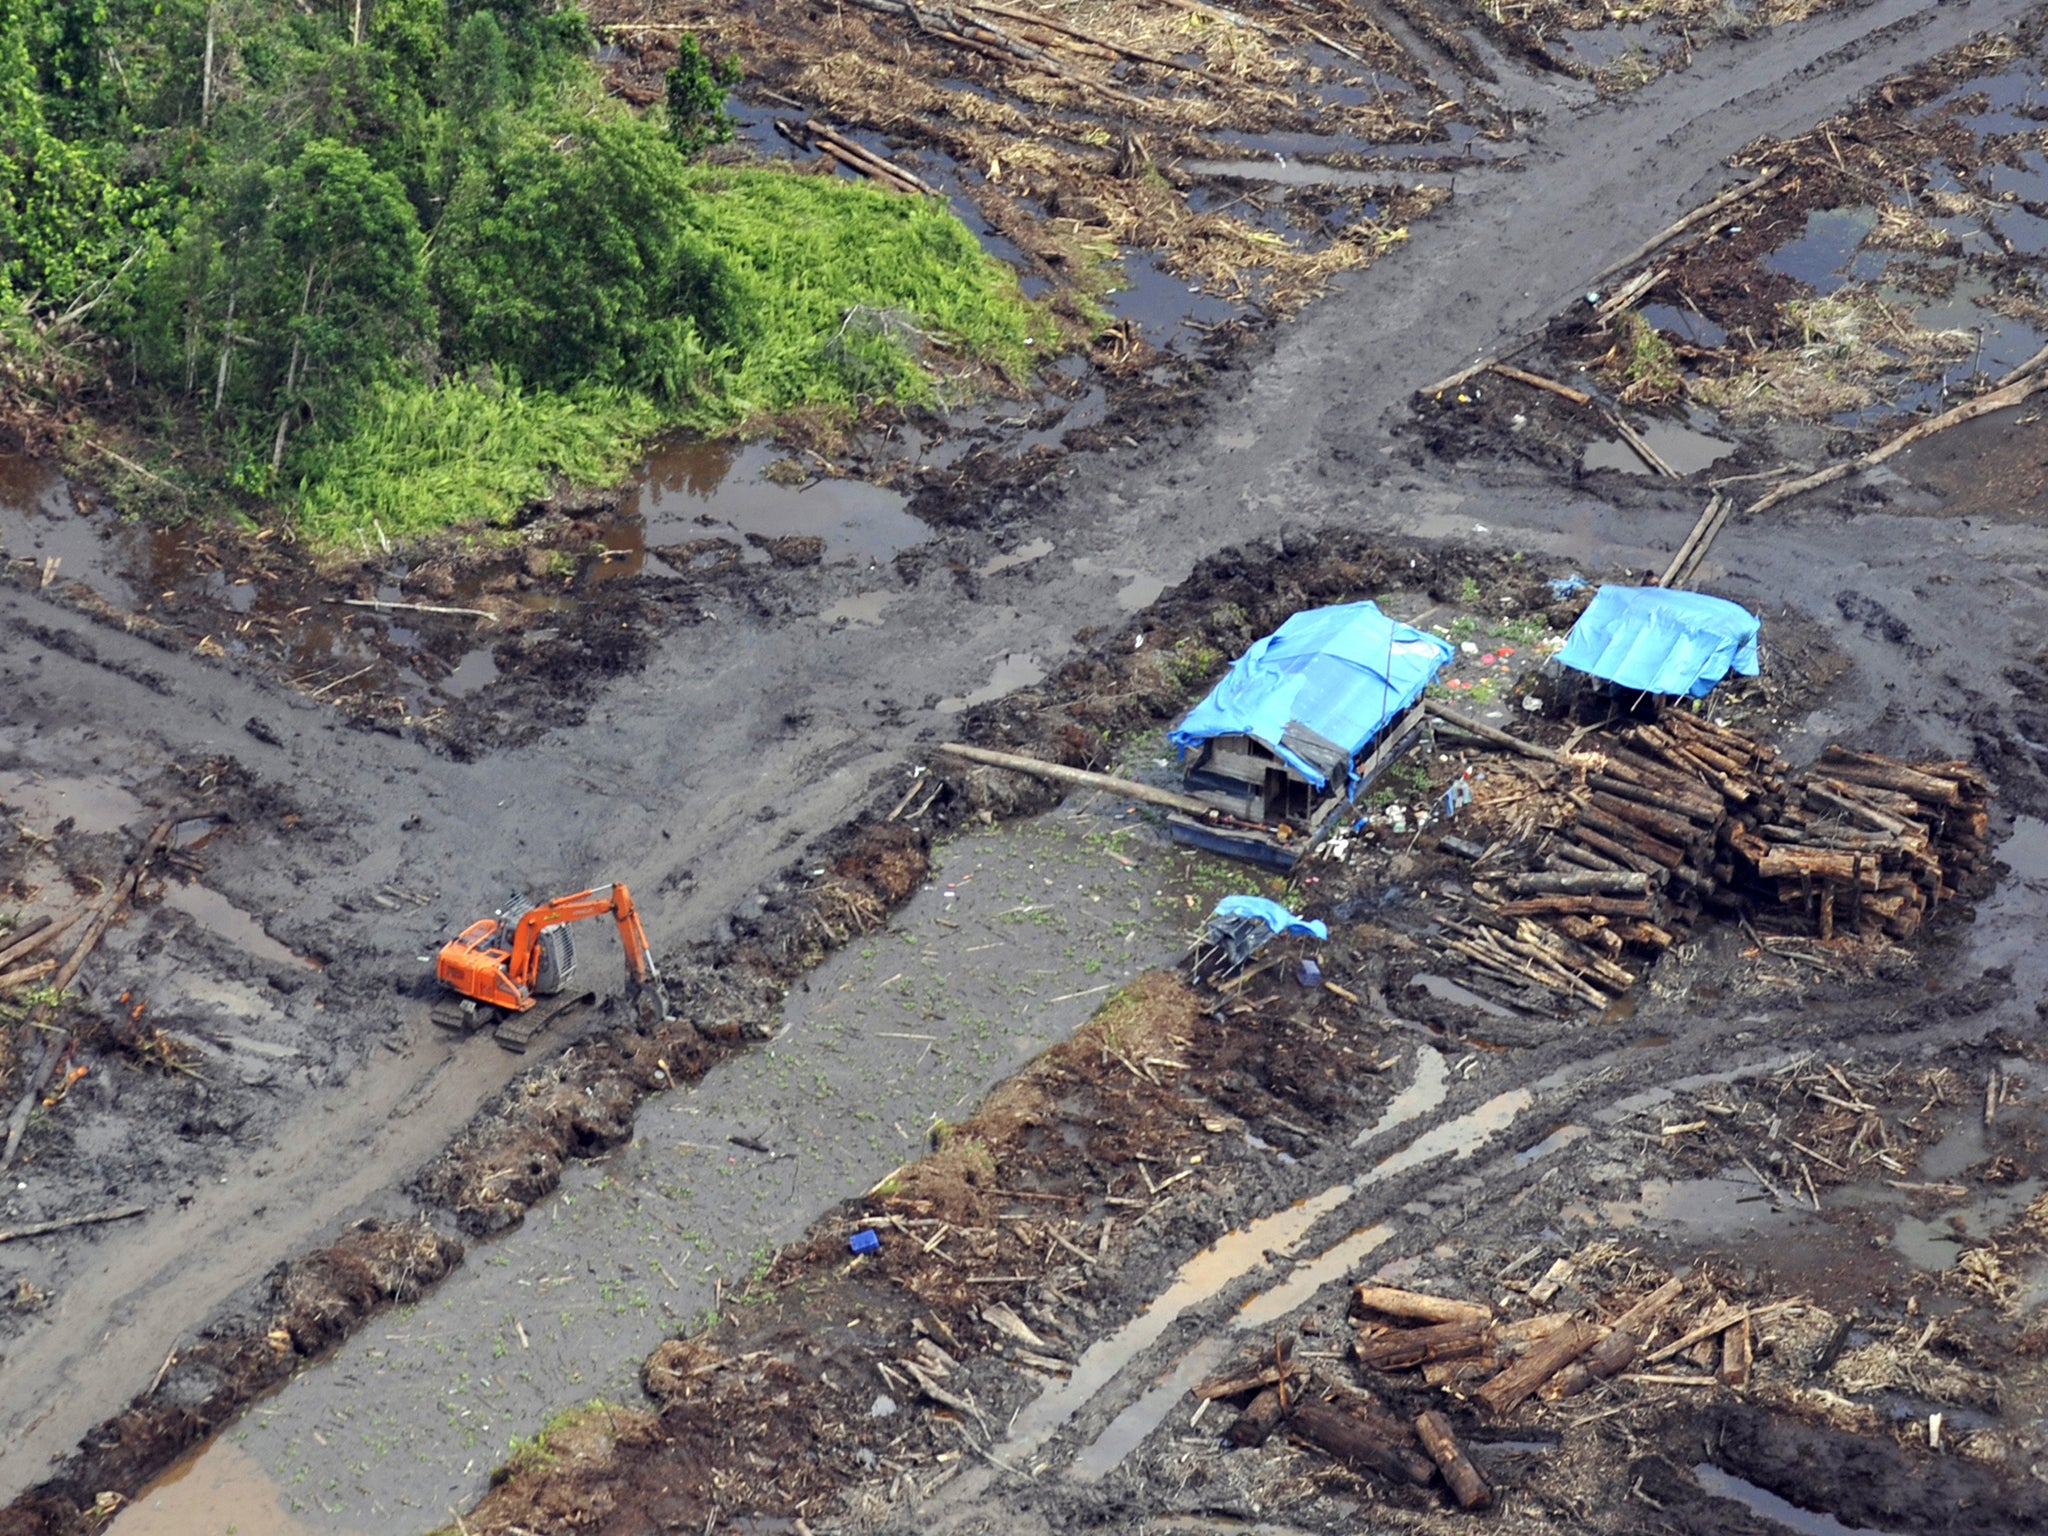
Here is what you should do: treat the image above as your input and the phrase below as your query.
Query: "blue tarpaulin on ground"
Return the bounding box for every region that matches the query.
[1169,602,1454,793]
[1554,586,1760,699]
[1211,896,1328,942]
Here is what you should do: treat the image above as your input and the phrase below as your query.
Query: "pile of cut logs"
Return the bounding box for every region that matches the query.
[1195,1276,1794,1510]
[1444,716,1988,1007]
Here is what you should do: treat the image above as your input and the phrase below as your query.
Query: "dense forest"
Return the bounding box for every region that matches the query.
[0,0,1044,540]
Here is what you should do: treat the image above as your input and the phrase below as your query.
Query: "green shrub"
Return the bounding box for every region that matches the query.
[292,377,660,542]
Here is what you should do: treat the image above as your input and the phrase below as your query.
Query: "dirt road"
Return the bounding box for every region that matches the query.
[6,0,2048,1523]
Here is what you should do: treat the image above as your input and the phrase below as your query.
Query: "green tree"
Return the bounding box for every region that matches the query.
[441,9,511,123]
[430,112,739,397]
[663,33,740,161]
[262,138,430,470]
[0,0,138,305]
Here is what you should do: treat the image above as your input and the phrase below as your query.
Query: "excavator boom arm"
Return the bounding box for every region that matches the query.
[507,886,616,980]
[439,882,673,1031]
[505,884,668,1014]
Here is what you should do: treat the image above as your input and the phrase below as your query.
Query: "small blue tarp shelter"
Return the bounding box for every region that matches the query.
[1211,895,1328,942]
[1196,896,1328,975]
[1169,602,1454,796]
[1554,586,1760,699]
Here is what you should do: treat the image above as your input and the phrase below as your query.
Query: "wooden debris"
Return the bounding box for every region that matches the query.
[1288,1395,1434,1486]
[934,742,1217,817]
[1433,713,1987,1005]
[1472,1319,1596,1416]
[1719,1313,1753,1388]
[1354,1285,1491,1327]
[1415,1410,1493,1510]
[1228,1386,1286,1447]
[1355,1317,1491,1372]
[0,1203,147,1244]
[1643,1303,1749,1366]
[1196,1359,1287,1400]
[1489,364,1592,406]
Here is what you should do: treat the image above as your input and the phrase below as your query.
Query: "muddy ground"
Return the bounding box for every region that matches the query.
[10,0,2048,1532]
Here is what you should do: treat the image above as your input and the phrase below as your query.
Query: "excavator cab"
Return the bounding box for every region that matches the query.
[433,883,672,1052]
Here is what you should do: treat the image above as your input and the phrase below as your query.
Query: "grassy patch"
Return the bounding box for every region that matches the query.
[291,380,664,545]
[1598,311,1683,404]
[678,167,1048,427]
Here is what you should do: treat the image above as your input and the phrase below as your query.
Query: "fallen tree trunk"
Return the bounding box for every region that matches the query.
[1473,1319,1596,1416]
[1354,1317,1491,1371]
[1288,1397,1435,1486]
[1424,703,1566,765]
[0,913,57,968]
[1415,1410,1493,1510]
[1354,1286,1491,1326]
[933,743,1218,818]
[1499,870,1652,897]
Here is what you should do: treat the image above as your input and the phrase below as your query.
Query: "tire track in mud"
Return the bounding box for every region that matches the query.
[872,982,2026,1533]
[6,0,2046,1520]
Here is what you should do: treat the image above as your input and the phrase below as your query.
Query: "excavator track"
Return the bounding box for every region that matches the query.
[493,989,597,1054]
[430,998,486,1035]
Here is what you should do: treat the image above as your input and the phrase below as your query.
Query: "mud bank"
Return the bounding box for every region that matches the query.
[9,0,2048,1530]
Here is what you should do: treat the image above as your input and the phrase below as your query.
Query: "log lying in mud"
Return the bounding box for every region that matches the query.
[1415,1410,1493,1510]
[1228,1386,1287,1447]
[1472,1319,1596,1416]
[1355,1317,1491,1371]
[1288,1396,1435,1485]
[933,743,1217,817]
[0,1203,147,1244]
[1543,1276,1683,1399]
[1354,1285,1492,1327]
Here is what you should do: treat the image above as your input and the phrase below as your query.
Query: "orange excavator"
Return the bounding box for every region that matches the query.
[432,883,673,1052]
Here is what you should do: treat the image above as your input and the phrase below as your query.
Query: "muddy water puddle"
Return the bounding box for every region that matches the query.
[1112,254,1242,348]
[622,440,925,567]
[173,810,1227,1531]
[0,768,146,837]
[979,537,1055,576]
[0,453,138,604]
[160,879,319,972]
[110,1438,359,1536]
[1004,1182,1356,1462]
[1350,1045,1449,1148]
[1692,1463,1901,1536]
[938,651,1047,713]
[1582,419,1736,477]
[1889,1110,2043,1272]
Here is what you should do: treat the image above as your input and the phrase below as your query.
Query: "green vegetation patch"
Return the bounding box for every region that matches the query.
[681,167,1044,426]
[2,0,1049,548]
[291,378,662,543]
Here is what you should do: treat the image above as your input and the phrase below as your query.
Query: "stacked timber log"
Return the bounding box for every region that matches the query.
[1443,716,1989,1007]
[1725,745,1990,941]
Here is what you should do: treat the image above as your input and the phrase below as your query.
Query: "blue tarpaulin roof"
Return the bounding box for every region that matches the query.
[1555,586,1761,699]
[1169,602,1454,792]
[1210,896,1328,942]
